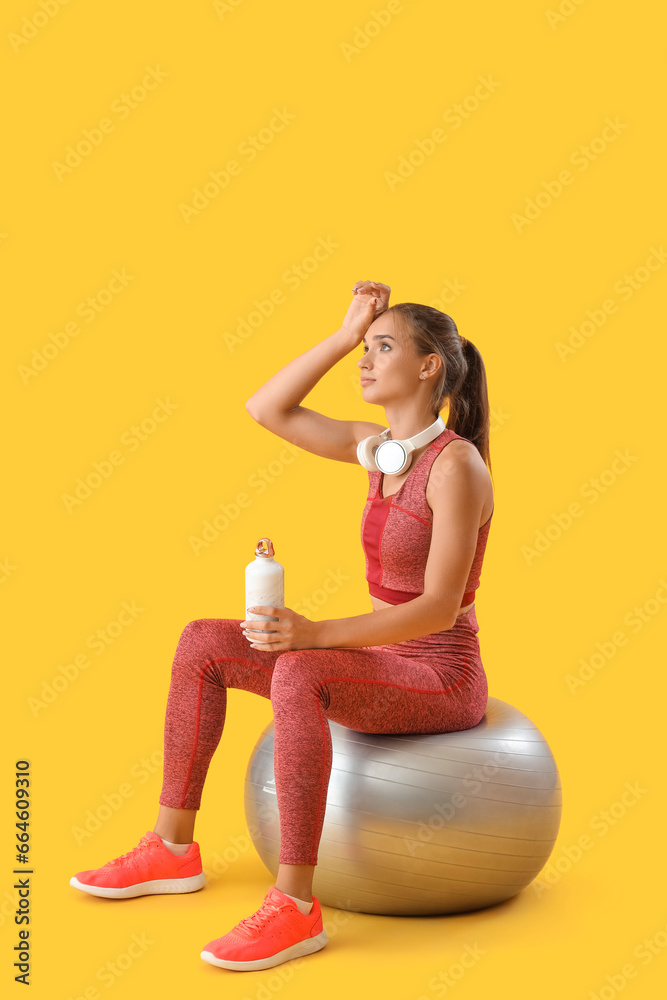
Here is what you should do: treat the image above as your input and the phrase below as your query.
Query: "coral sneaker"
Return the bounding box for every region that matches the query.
[69,831,206,899]
[201,886,328,971]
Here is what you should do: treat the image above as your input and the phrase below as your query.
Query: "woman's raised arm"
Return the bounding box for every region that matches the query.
[245,281,390,464]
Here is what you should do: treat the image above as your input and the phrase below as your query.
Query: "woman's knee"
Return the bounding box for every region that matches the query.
[171,618,245,674]
[270,650,329,703]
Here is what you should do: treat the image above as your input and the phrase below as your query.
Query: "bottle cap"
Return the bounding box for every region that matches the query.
[255,537,275,558]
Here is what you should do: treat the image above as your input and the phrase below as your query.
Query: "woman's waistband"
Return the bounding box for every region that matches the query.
[376,604,480,656]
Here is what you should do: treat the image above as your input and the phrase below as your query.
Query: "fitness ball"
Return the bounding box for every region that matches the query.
[244,696,562,915]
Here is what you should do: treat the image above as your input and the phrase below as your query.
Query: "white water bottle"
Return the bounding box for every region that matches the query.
[245,537,284,631]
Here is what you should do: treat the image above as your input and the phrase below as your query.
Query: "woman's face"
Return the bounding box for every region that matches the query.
[357,312,423,402]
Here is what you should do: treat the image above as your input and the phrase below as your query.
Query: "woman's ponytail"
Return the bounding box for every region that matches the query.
[447,337,492,475]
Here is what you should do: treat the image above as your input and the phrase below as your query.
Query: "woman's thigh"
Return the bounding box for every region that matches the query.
[175,618,487,731]
[271,642,487,734]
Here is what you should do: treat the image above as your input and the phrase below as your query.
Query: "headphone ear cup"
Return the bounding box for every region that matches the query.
[374,440,413,476]
[356,433,384,470]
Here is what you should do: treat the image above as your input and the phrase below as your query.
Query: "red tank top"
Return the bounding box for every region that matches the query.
[360,427,493,606]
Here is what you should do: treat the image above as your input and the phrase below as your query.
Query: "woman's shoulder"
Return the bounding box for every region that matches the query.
[426,434,493,515]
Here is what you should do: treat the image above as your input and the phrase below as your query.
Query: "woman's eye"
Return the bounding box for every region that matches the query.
[361,344,389,354]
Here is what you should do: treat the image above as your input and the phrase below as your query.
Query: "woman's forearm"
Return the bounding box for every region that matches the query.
[317,596,452,649]
[246,327,358,418]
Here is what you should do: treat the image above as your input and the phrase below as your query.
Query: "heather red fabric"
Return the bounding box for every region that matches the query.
[158,610,488,866]
[361,427,493,605]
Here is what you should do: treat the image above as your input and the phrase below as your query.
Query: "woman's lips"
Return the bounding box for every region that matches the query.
[360,377,375,384]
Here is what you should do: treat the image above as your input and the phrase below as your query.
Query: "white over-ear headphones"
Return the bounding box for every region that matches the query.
[356,415,446,474]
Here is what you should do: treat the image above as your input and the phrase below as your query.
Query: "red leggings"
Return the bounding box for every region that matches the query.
[158,607,488,866]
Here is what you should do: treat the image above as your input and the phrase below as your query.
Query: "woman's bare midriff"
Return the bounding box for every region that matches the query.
[370,439,494,621]
[370,594,476,617]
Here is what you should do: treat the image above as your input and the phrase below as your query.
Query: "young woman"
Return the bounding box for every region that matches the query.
[70,280,494,973]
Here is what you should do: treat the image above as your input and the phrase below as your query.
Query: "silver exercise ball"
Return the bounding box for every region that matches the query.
[244,697,562,916]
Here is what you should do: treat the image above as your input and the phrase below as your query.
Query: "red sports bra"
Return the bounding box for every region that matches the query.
[360,427,493,606]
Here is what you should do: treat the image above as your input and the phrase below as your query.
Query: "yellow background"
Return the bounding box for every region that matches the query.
[2,0,666,996]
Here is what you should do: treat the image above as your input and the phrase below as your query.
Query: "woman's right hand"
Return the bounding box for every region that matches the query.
[340,280,391,345]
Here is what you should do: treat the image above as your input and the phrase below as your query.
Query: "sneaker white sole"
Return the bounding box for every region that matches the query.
[200,928,328,971]
[69,872,207,898]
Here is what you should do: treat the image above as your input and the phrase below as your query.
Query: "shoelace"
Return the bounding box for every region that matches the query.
[236,897,285,933]
[107,836,157,867]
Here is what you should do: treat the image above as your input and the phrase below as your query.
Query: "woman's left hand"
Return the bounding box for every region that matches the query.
[240,606,322,651]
